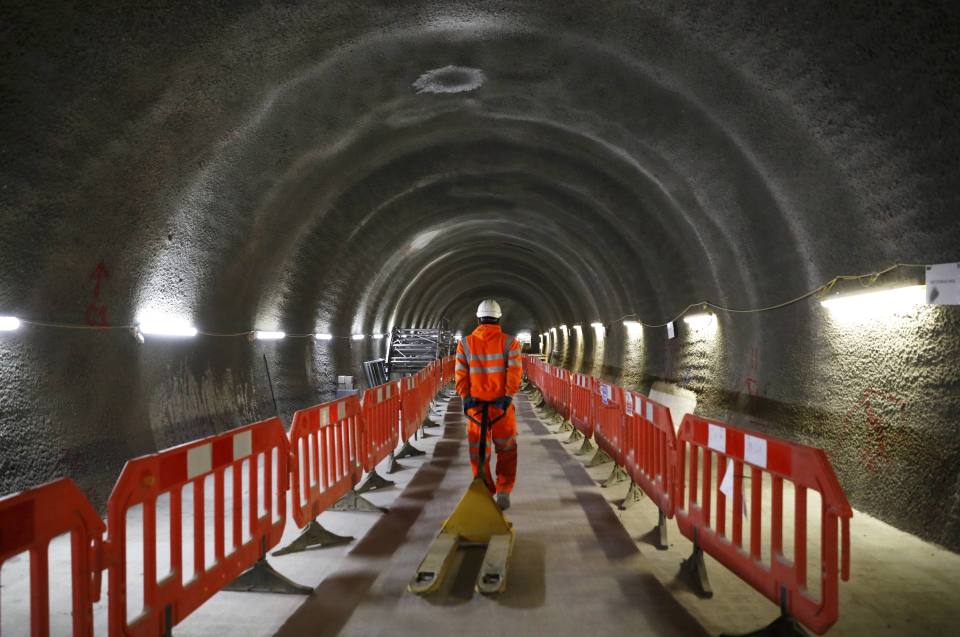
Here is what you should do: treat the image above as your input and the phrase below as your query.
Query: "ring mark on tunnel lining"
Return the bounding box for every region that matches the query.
[413,65,486,94]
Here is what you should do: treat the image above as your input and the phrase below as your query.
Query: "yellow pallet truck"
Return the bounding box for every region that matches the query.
[409,401,515,595]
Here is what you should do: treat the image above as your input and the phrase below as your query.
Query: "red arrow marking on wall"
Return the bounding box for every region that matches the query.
[90,261,108,298]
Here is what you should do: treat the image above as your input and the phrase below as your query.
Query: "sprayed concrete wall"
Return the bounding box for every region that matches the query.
[1,1,959,552]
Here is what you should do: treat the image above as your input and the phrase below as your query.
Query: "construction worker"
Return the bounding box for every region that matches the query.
[455,299,523,510]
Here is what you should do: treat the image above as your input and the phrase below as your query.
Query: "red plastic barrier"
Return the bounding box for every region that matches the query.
[0,478,105,637]
[593,381,624,465]
[441,355,455,388]
[674,415,852,634]
[569,373,595,438]
[360,382,400,472]
[400,375,422,442]
[623,392,678,517]
[528,357,546,391]
[547,367,571,420]
[289,396,362,528]
[107,417,288,637]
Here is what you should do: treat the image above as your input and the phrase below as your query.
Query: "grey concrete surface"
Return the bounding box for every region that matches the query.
[273,393,710,637]
[1,0,960,561]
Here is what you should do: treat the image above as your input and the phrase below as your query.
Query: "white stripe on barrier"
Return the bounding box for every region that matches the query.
[320,405,330,426]
[187,444,212,479]
[744,434,768,468]
[708,423,726,453]
[233,430,252,460]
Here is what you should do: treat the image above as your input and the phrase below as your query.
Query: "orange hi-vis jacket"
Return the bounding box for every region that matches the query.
[455,324,523,401]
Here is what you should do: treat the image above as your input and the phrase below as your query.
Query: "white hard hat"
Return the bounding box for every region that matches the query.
[476,299,502,318]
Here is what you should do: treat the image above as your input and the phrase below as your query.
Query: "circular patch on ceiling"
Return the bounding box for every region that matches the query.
[413,65,486,94]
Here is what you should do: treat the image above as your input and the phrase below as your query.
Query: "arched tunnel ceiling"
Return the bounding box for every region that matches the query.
[7,0,957,336]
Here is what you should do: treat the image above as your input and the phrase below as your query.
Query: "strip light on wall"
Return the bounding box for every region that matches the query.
[352,334,365,341]
[136,313,198,338]
[315,333,333,340]
[623,320,643,337]
[372,333,384,340]
[683,313,718,336]
[0,316,21,332]
[254,330,285,340]
[820,284,926,322]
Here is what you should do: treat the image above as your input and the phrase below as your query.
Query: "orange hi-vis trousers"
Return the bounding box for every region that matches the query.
[467,405,518,494]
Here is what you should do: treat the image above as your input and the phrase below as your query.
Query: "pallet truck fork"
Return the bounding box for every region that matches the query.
[409,401,515,595]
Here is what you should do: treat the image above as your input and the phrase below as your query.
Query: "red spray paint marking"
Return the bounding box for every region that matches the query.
[85,304,109,327]
[86,262,110,327]
[90,261,108,299]
[842,388,907,472]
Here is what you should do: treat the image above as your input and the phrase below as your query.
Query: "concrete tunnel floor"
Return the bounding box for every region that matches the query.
[3,389,960,636]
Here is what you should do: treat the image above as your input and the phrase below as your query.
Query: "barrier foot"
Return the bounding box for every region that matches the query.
[618,480,644,510]
[538,405,556,418]
[227,541,313,594]
[586,448,613,467]
[656,508,669,550]
[272,519,353,556]
[574,436,595,456]
[557,419,574,433]
[720,588,808,637]
[387,452,408,474]
[356,468,395,494]
[564,429,584,445]
[601,464,629,488]
[396,440,426,459]
[679,532,713,599]
[333,489,387,513]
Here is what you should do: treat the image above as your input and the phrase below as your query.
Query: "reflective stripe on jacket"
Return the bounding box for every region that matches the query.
[455,323,523,401]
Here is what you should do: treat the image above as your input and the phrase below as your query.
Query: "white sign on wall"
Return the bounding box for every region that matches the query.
[926,263,960,305]
[666,321,676,339]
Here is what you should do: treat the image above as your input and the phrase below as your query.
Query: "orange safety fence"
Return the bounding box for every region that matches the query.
[674,414,852,634]
[569,372,594,438]
[624,391,678,517]
[0,352,855,637]
[549,366,572,420]
[593,381,625,466]
[360,382,400,473]
[441,355,455,388]
[400,374,422,442]
[0,478,105,637]
[107,417,289,636]
[523,356,540,388]
[288,396,362,528]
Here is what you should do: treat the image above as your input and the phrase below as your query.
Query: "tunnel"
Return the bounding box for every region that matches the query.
[2,2,960,635]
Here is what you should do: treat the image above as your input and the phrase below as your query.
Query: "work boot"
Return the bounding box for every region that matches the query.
[496,492,511,511]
